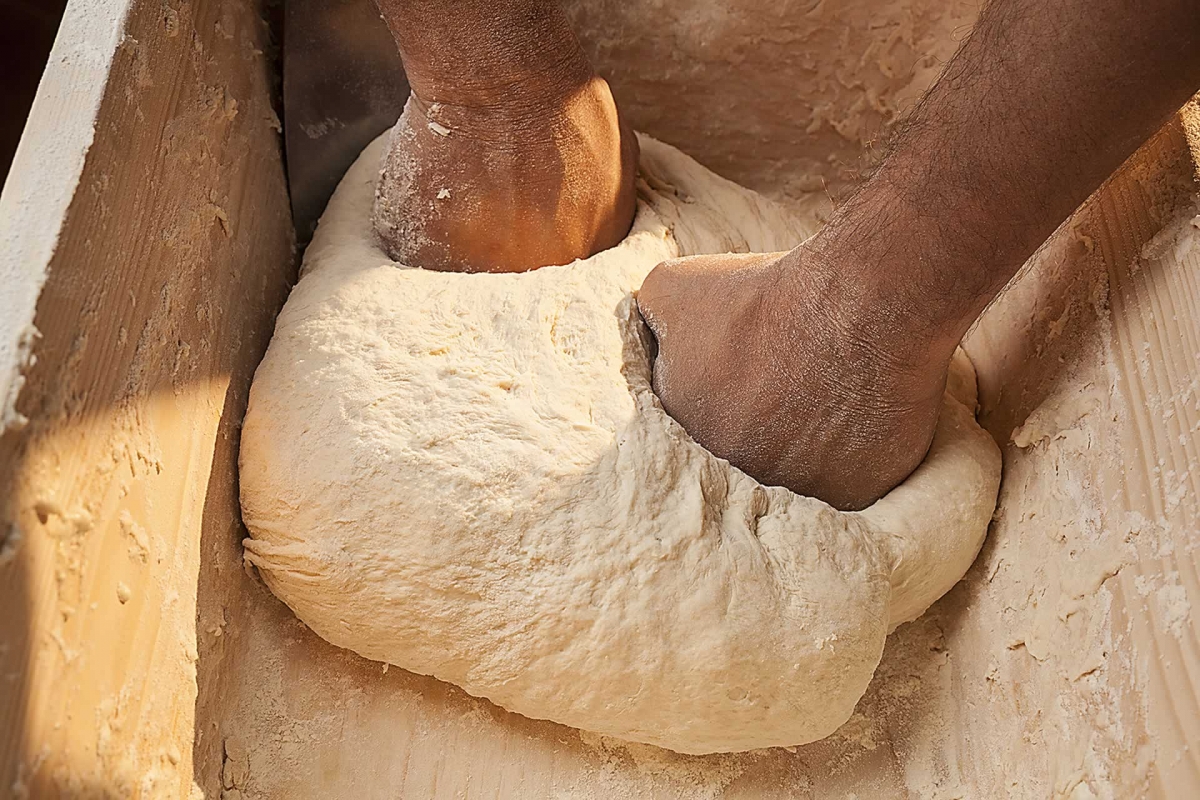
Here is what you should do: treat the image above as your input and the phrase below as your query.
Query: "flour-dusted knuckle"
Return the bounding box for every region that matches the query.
[239,132,1001,754]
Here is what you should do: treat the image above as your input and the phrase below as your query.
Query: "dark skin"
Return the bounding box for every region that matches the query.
[372,0,638,273]
[373,0,1200,510]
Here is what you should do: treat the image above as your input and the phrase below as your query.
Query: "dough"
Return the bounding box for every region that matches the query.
[239,132,1001,755]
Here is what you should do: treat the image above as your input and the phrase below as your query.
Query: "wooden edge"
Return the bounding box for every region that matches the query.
[0,0,295,796]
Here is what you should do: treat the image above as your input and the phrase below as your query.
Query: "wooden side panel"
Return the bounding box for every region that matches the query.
[0,0,294,796]
[1097,111,1200,796]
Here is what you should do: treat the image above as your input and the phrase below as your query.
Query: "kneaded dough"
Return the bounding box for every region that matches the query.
[240,132,1002,755]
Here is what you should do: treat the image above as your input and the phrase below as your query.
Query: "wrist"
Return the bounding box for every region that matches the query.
[382,1,593,109]
[804,171,998,362]
[769,247,955,383]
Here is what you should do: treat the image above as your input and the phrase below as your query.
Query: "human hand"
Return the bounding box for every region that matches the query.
[371,0,638,273]
[636,247,953,511]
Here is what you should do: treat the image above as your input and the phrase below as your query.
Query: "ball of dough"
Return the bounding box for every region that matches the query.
[240,133,1001,755]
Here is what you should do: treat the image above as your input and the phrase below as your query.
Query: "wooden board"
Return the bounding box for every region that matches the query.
[0,0,295,796]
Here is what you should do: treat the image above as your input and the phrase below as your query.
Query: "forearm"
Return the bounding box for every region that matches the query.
[373,0,590,106]
[812,0,1200,359]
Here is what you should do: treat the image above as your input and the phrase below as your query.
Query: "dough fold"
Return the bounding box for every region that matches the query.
[240,133,1001,754]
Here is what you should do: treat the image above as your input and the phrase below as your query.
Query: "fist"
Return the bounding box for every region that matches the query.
[636,248,951,511]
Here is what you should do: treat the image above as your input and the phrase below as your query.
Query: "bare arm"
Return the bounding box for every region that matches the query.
[372,0,590,107]
[370,0,637,273]
[639,0,1200,509]
[820,0,1200,360]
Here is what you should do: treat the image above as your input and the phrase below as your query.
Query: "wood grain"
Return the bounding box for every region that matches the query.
[0,0,294,796]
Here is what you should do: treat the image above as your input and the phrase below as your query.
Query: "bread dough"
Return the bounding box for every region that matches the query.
[239,132,1001,755]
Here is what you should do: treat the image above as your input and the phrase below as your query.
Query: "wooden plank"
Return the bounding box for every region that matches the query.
[1095,107,1200,796]
[0,0,130,424]
[0,0,295,796]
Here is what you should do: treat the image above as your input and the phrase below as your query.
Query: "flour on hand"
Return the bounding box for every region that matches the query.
[239,132,1001,755]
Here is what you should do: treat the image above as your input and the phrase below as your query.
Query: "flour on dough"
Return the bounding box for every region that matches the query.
[239,132,1001,755]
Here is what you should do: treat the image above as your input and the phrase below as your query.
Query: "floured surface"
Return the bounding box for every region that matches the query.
[950,115,1200,798]
[564,0,980,211]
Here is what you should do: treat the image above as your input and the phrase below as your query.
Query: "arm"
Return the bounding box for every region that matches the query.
[370,0,638,273]
[638,0,1200,510]
[822,0,1200,358]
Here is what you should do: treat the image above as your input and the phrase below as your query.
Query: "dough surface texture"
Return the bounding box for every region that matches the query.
[239,133,1002,755]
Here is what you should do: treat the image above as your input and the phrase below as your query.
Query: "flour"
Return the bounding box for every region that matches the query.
[239,131,1001,754]
[1011,384,1106,448]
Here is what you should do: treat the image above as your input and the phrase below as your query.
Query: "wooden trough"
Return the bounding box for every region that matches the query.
[2,0,1198,796]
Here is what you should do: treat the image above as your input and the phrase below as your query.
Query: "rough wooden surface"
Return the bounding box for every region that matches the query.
[958,110,1200,799]
[0,0,294,796]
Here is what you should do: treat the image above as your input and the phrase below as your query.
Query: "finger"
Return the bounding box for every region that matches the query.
[638,251,781,336]
[635,264,676,339]
[637,255,715,333]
